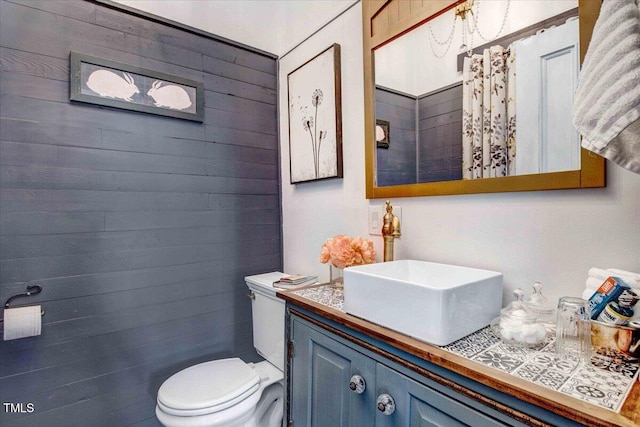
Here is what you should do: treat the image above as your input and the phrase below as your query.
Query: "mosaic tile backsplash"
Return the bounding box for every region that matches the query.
[293,284,639,413]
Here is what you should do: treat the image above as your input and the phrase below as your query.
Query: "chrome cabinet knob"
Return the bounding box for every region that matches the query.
[348,375,366,394]
[376,393,395,415]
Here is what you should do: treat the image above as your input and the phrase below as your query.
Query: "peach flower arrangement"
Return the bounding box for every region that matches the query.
[319,234,376,269]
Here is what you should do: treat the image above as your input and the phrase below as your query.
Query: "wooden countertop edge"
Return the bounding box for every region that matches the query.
[278,288,640,427]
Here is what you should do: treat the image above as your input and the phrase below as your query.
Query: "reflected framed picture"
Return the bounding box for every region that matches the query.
[376,119,390,149]
[287,44,343,184]
[70,52,204,122]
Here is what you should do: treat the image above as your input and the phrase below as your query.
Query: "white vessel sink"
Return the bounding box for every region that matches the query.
[343,260,503,346]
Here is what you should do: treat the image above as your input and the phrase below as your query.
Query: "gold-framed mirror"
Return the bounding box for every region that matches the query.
[363,0,605,198]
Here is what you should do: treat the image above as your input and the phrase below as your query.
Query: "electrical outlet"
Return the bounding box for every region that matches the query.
[368,205,401,235]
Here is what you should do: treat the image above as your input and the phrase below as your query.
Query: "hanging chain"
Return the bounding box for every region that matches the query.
[426,15,458,58]
[427,14,457,46]
[469,0,511,43]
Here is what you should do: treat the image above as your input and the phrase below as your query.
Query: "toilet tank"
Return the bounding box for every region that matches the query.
[245,272,287,372]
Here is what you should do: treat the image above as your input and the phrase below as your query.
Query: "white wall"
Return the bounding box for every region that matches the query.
[112,0,356,56]
[279,2,640,308]
[279,2,369,279]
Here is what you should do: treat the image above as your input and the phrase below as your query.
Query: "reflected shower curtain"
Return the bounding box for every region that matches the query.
[462,45,516,179]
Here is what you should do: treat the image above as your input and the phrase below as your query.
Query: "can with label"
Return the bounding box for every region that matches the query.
[597,302,632,325]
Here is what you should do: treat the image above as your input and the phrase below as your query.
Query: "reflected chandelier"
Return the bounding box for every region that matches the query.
[426,0,511,58]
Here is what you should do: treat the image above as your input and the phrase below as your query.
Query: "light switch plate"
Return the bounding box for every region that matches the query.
[368,205,401,235]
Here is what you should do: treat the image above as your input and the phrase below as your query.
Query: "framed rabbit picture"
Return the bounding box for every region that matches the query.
[70,52,204,122]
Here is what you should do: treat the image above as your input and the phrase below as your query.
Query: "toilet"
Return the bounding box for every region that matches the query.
[156,272,287,427]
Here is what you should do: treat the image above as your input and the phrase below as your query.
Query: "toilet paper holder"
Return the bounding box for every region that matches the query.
[1,285,46,322]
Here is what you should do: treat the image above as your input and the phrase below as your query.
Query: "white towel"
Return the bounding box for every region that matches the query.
[608,268,640,287]
[587,267,640,287]
[573,0,640,174]
[586,277,605,290]
[582,288,595,300]
[583,267,640,301]
[587,267,610,282]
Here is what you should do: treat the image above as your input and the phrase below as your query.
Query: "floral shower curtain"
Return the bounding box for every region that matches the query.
[462,45,516,179]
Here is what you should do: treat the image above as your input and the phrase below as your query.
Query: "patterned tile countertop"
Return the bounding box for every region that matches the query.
[292,284,639,413]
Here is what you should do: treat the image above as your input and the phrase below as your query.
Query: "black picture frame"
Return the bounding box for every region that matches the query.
[287,44,343,184]
[376,119,390,149]
[69,52,204,122]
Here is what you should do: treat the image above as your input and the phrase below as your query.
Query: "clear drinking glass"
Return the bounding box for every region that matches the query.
[556,297,592,364]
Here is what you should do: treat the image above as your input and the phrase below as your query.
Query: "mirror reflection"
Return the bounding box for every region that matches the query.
[374,1,580,187]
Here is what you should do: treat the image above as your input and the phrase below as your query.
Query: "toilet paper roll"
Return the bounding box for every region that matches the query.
[3,306,42,341]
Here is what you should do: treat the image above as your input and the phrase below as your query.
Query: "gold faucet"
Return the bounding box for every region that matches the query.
[381,200,401,262]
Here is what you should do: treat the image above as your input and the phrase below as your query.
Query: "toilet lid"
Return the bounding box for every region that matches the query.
[157,358,260,414]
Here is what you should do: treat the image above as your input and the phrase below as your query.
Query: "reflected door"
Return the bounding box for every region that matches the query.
[515,18,581,175]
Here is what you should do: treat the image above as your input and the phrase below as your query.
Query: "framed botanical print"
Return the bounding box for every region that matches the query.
[287,44,343,183]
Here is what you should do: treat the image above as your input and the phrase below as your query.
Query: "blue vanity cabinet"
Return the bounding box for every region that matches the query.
[289,310,377,426]
[288,311,521,427]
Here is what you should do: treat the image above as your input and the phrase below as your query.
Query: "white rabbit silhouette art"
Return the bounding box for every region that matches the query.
[86,70,139,102]
[147,80,192,110]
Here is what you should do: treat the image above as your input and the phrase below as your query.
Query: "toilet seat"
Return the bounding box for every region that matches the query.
[157,358,260,417]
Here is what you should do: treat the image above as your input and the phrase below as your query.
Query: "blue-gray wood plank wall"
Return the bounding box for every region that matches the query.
[417,83,463,183]
[375,86,417,186]
[0,0,281,425]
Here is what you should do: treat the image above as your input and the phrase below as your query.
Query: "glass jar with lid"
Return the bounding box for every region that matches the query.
[524,282,555,325]
[497,289,548,348]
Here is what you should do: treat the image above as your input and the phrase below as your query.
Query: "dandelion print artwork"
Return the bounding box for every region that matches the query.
[287,44,343,183]
[302,90,327,179]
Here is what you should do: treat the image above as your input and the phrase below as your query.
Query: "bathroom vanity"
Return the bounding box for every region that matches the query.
[278,285,640,427]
